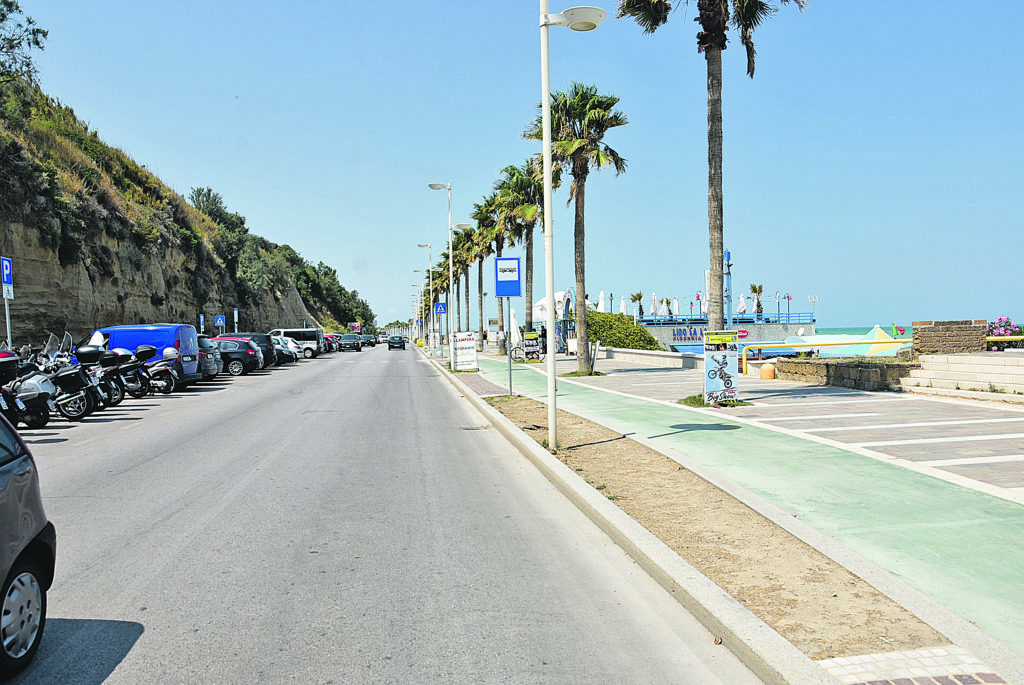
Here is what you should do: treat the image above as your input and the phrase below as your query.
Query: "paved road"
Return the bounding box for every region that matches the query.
[473,352,1024,669]
[15,347,759,684]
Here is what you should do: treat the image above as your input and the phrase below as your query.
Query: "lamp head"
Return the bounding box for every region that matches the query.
[546,6,606,31]
[453,223,473,230]
[418,242,430,248]
[428,183,448,190]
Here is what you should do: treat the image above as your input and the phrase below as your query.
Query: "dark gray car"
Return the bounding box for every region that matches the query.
[0,414,56,678]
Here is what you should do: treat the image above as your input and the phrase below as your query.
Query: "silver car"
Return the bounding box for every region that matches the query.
[0,414,56,677]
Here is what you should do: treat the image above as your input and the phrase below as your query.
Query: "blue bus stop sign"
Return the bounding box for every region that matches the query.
[495,257,521,298]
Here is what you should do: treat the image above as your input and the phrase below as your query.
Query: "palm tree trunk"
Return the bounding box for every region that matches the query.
[574,180,590,373]
[477,259,485,351]
[524,225,534,331]
[495,239,506,355]
[706,45,725,330]
[454,278,462,334]
[464,269,470,332]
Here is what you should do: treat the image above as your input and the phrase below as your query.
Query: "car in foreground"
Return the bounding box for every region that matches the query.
[210,337,262,376]
[0,413,56,678]
[388,335,406,350]
[338,334,362,352]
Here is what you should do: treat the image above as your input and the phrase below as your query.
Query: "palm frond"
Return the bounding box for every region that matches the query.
[616,0,672,33]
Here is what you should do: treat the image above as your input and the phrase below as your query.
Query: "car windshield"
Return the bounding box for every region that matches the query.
[341,334,358,340]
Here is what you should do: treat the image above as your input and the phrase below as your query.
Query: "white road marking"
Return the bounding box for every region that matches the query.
[915,454,1024,467]
[856,433,1024,447]
[805,417,1024,433]
[760,413,882,422]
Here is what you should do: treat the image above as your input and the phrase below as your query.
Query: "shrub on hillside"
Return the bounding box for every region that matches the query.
[585,311,662,351]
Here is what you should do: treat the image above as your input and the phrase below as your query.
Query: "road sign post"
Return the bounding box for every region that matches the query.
[495,257,522,394]
[1,257,13,346]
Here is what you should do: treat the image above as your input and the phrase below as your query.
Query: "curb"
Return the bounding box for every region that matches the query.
[423,351,836,685]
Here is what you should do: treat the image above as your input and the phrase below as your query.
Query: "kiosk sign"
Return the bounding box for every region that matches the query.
[703,330,739,404]
[453,331,477,371]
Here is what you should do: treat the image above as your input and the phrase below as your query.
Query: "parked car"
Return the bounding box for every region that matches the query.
[268,328,324,358]
[359,334,376,348]
[272,336,302,362]
[197,334,222,379]
[322,334,338,352]
[233,332,277,369]
[0,413,56,678]
[210,337,262,376]
[273,342,297,364]
[388,335,406,350]
[83,323,203,387]
[338,334,362,352]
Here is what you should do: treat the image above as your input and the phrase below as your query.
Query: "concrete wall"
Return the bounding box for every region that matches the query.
[912,319,987,355]
[644,322,816,350]
[776,359,920,391]
[596,347,703,370]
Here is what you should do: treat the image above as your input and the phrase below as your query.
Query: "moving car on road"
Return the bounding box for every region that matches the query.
[338,334,362,352]
[359,334,376,348]
[388,335,406,350]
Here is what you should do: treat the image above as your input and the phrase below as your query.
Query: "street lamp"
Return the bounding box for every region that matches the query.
[428,183,456,364]
[417,243,433,349]
[539,3,606,451]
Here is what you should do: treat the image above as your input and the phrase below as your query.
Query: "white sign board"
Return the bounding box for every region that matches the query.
[453,331,478,371]
[703,330,739,404]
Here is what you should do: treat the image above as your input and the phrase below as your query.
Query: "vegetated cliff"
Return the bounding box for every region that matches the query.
[0,81,367,345]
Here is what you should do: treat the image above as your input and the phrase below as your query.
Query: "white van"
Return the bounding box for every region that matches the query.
[268,328,325,358]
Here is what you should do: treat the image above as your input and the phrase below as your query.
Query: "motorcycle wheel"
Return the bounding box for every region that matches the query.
[125,372,149,399]
[104,379,124,406]
[20,407,49,429]
[57,392,93,421]
[155,371,176,394]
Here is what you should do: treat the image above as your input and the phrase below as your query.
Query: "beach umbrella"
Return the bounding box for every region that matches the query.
[672,296,679,315]
[650,291,657,316]
[509,307,523,347]
[658,299,669,316]
[701,296,709,317]
[619,296,627,315]
[597,290,605,313]
[737,295,747,315]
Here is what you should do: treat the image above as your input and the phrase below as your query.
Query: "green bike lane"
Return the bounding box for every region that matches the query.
[476,356,1024,660]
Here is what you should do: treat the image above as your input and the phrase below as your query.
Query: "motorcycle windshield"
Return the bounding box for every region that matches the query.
[60,332,73,354]
[41,334,59,360]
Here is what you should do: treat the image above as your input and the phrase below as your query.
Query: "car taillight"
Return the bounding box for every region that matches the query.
[246,349,256,356]
[174,340,181,351]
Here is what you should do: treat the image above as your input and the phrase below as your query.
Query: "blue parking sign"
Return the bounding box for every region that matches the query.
[1,257,12,299]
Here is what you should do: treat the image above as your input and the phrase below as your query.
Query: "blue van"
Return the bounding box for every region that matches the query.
[86,324,203,386]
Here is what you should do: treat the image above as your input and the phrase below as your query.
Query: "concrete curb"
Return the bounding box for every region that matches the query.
[423,351,836,685]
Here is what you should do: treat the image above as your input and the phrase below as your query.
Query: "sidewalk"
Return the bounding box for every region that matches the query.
[456,349,1024,684]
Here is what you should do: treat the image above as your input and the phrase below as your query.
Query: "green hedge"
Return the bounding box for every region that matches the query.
[585,311,662,350]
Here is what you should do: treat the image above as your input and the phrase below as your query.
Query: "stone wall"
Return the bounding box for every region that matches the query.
[912,320,987,355]
[776,358,920,391]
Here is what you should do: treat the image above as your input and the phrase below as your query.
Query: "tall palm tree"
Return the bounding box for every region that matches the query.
[617,0,804,330]
[495,156,556,332]
[472,224,496,351]
[524,82,627,373]
[453,226,477,332]
[472,192,508,352]
[630,291,643,320]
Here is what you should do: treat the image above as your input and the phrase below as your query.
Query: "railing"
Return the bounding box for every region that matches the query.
[637,311,816,326]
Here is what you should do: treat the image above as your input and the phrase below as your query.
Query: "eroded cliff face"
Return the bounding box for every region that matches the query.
[0,222,316,345]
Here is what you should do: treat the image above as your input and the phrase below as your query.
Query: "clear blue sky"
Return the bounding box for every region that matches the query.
[25,1,1024,329]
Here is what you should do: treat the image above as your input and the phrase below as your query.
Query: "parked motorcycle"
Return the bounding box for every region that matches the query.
[144,347,180,395]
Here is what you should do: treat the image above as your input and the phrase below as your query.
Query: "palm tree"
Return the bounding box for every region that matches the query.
[472,192,508,353]
[629,291,643,320]
[454,226,477,332]
[495,156,556,332]
[749,283,764,316]
[617,0,804,330]
[472,224,496,351]
[524,82,627,373]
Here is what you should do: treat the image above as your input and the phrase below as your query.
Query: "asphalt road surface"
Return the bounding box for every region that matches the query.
[15,347,759,684]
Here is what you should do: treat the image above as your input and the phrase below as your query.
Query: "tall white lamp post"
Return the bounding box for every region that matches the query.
[539,3,606,451]
[428,183,456,364]
[417,243,433,349]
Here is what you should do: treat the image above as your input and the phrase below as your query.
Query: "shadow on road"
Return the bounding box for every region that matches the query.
[11,618,144,684]
[649,423,742,439]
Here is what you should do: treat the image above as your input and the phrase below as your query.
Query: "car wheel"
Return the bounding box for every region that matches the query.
[0,559,47,678]
[227,360,245,376]
[303,348,314,359]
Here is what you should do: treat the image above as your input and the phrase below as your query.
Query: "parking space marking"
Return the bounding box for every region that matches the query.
[856,433,1024,447]
[761,413,882,422]
[916,454,1024,467]
[803,417,1024,433]
[756,397,915,407]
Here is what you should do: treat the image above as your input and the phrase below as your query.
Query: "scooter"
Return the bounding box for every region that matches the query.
[144,347,180,395]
